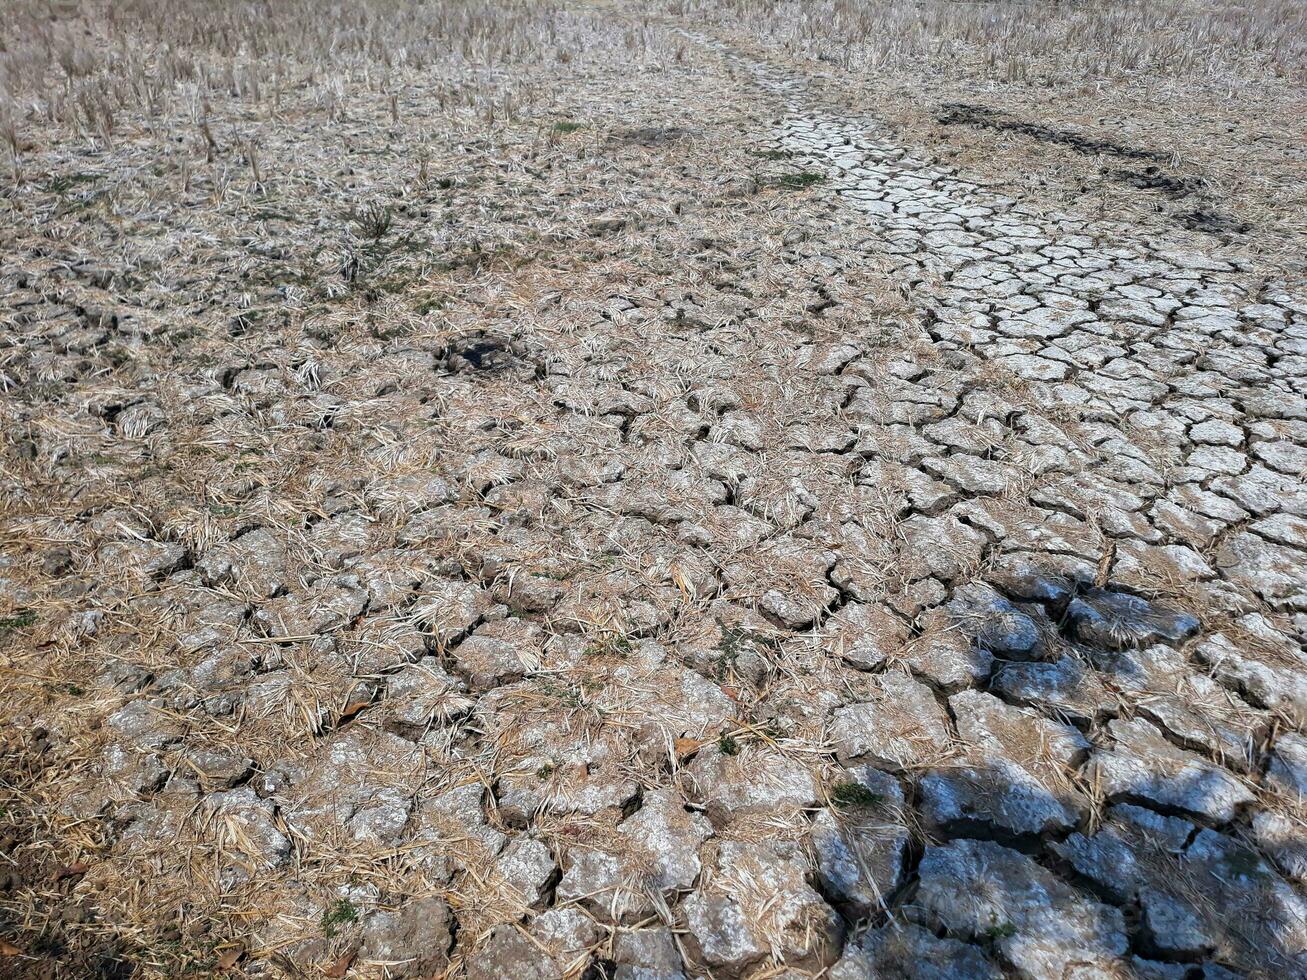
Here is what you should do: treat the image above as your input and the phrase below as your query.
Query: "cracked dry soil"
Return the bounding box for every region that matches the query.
[2,9,1307,980]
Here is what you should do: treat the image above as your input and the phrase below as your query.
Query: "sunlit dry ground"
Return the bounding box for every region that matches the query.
[2,1,1306,977]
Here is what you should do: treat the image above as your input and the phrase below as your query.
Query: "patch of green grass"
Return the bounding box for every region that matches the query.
[983,921,1017,940]
[711,650,737,682]
[718,733,740,756]
[0,610,37,637]
[1217,844,1270,880]
[373,272,423,295]
[718,625,747,658]
[532,567,572,581]
[250,208,297,223]
[713,626,780,679]
[414,295,448,315]
[263,263,319,289]
[41,171,102,195]
[587,633,633,658]
[537,678,585,709]
[830,782,882,809]
[552,120,586,134]
[56,187,112,215]
[320,899,359,938]
[770,171,826,190]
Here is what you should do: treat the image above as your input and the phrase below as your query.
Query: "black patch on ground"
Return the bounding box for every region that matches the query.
[439,333,541,377]
[937,103,1169,163]
[1177,209,1251,235]
[451,339,509,370]
[769,172,826,190]
[1109,166,1202,199]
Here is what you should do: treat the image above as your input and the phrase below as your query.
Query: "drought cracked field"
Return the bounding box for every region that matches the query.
[2,0,1306,977]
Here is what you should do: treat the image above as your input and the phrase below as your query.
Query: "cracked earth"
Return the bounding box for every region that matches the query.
[2,7,1306,980]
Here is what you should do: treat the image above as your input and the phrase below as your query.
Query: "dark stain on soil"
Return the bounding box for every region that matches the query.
[937,102,1171,162]
[1176,208,1251,235]
[439,333,541,377]
[937,102,1248,237]
[1109,165,1203,199]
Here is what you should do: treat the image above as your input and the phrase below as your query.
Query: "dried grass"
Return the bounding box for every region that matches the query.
[2,0,1302,975]
[673,0,1307,272]
[673,0,1306,88]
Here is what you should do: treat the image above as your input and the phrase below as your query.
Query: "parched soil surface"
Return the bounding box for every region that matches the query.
[2,8,1306,980]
